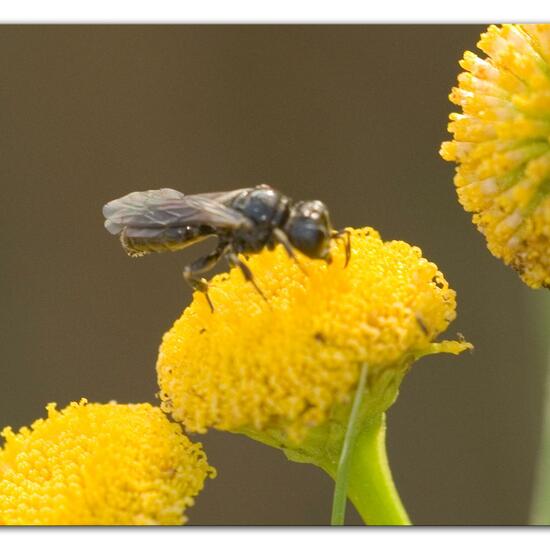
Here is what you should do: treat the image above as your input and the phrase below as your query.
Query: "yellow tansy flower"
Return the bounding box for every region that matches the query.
[157,227,470,445]
[441,24,550,288]
[0,399,215,525]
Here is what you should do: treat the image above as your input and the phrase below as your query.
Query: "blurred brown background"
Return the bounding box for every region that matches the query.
[0,25,544,525]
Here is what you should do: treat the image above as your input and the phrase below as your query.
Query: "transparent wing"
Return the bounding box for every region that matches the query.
[195,188,252,205]
[103,188,249,235]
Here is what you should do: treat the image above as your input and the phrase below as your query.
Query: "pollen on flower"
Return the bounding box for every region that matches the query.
[440,24,550,288]
[157,227,470,442]
[0,399,216,525]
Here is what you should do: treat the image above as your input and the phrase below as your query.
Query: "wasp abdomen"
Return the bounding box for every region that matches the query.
[121,226,214,257]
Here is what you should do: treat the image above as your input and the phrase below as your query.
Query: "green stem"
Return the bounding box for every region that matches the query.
[530,290,550,525]
[324,412,411,525]
[331,362,369,525]
[347,413,411,525]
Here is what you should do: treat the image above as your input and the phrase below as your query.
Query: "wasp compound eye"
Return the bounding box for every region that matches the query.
[286,200,333,260]
[288,221,330,259]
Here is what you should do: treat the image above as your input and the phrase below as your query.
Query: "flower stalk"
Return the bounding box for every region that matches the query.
[530,290,550,525]
[328,362,411,525]
[325,413,411,526]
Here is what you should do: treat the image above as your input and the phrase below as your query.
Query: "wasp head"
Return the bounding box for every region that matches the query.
[285,200,333,261]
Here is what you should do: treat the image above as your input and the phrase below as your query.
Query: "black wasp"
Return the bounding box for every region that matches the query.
[103,184,349,311]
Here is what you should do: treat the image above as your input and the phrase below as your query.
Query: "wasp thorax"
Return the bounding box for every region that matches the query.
[285,200,333,260]
[233,186,283,226]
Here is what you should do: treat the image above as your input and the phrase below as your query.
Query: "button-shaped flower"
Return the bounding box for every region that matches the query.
[157,227,470,524]
[0,399,215,525]
[441,24,550,288]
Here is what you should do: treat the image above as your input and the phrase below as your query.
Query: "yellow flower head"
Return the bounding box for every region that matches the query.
[441,24,550,288]
[0,399,216,525]
[157,227,470,444]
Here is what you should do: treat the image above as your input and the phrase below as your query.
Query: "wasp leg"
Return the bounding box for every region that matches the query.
[227,250,268,303]
[331,229,351,267]
[182,244,229,312]
[272,228,308,275]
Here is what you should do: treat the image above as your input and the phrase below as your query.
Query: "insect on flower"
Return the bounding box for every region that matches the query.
[103,184,350,311]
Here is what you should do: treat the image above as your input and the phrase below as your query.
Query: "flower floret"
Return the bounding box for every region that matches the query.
[441,24,550,288]
[0,399,215,525]
[157,227,470,441]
